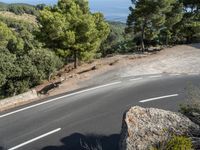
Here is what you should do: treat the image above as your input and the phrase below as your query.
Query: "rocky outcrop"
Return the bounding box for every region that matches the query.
[119,106,200,150]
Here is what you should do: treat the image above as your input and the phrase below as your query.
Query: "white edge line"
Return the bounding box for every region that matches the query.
[8,128,61,150]
[148,75,162,78]
[190,73,199,75]
[121,74,134,78]
[0,81,122,118]
[170,74,181,76]
[139,94,179,103]
[129,77,143,81]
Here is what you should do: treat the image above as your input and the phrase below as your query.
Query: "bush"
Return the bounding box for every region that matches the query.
[29,49,63,80]
[152,136,193,150]
[0,21,63,98]
[166,136,193,150]
[0,15,37,32]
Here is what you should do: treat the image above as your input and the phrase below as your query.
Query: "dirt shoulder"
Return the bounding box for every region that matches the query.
[36,53,151,97]
[37,43,200,98]
[120,43,200,77]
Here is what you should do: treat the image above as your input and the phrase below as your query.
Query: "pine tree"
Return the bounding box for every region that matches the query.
[38,0,110,68]
[126,0,180,50]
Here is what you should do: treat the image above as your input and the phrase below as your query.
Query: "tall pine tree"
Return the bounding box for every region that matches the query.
[38,0,110,68]
[126,0,181,50]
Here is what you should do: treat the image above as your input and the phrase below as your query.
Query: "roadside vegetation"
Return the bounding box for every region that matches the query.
[151,86,200,150]
[127,0,200,51]
[152,136,193,150]
[0,0,109,99]
[0,0,199,99]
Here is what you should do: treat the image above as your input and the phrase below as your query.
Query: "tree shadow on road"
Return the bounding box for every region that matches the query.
[189,43,200,49]
[41,133,120,150]
[0,143,7,150]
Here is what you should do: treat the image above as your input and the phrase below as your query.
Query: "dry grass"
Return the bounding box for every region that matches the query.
[0,11,37,25]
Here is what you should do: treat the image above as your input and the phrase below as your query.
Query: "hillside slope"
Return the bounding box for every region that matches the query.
[0,11,37,25]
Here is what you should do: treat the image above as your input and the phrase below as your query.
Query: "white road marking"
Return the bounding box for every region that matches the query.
[148,75,162,78]
[190,73,199,76]
[170,74,181,76]
[139,94,179,103]
[121,74,134,78]
[8,128,61,150]
[129,77,143,81]
[0,82,122,119]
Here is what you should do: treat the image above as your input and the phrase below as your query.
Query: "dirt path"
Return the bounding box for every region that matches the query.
[120,43,200,77]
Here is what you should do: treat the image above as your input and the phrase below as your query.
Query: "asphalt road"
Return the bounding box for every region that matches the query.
[0,74,200,150]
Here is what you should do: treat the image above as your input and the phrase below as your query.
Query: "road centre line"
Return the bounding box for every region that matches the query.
[0,81,122,119]
[190,73,199,75]
[139,94,179,103]
[129,77,143,81]
[170,74,181,76]
[8,128,61,150]
[148,75,163,78]
[121,74,134,78]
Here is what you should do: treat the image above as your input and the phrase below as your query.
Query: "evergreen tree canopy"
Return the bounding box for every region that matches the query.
[127,0,200,47]
[178,0,200,43]
[127,0,183,49]
[0,21,62,98]
[38,0,110,68]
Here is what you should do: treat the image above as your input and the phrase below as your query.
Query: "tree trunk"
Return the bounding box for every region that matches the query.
[166,35,169,46]
[141,24,145,52]
[74,50,78,69]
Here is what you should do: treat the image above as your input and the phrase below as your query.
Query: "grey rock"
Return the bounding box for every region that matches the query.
[119,106,200,150]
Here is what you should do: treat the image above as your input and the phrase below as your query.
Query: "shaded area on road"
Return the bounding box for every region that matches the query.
[191,43,200,49]
[42,133,120,150]
[0,141,8,150]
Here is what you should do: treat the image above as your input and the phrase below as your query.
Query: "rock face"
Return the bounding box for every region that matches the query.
[119,106,200,150]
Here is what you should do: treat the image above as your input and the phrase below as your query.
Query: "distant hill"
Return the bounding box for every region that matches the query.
[0,2,39,16]
[0,3,38,32]
[0,2,34,6]
[108,21,126,28]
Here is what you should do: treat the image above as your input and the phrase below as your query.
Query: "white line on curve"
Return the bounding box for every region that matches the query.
[129,77,143,81]
[190,73,199,75]
[170,74,181,76]
[121,74,134,78]
[139,94,179,103]
[148,75,162,78]
[0,81,122,119]
[8,128,61,150]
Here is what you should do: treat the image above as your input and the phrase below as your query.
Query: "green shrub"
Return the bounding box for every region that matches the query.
[0,21,63,98]
[152,136,193,150]
[166,136,193,150]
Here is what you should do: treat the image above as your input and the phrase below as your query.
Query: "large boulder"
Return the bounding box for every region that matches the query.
[119,106,200,150]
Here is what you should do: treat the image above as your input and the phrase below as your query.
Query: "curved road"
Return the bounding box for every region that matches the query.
[0,74,200,150]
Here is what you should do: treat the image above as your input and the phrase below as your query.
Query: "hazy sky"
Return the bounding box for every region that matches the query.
[0,0,131,5]
[1,0,132,22]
